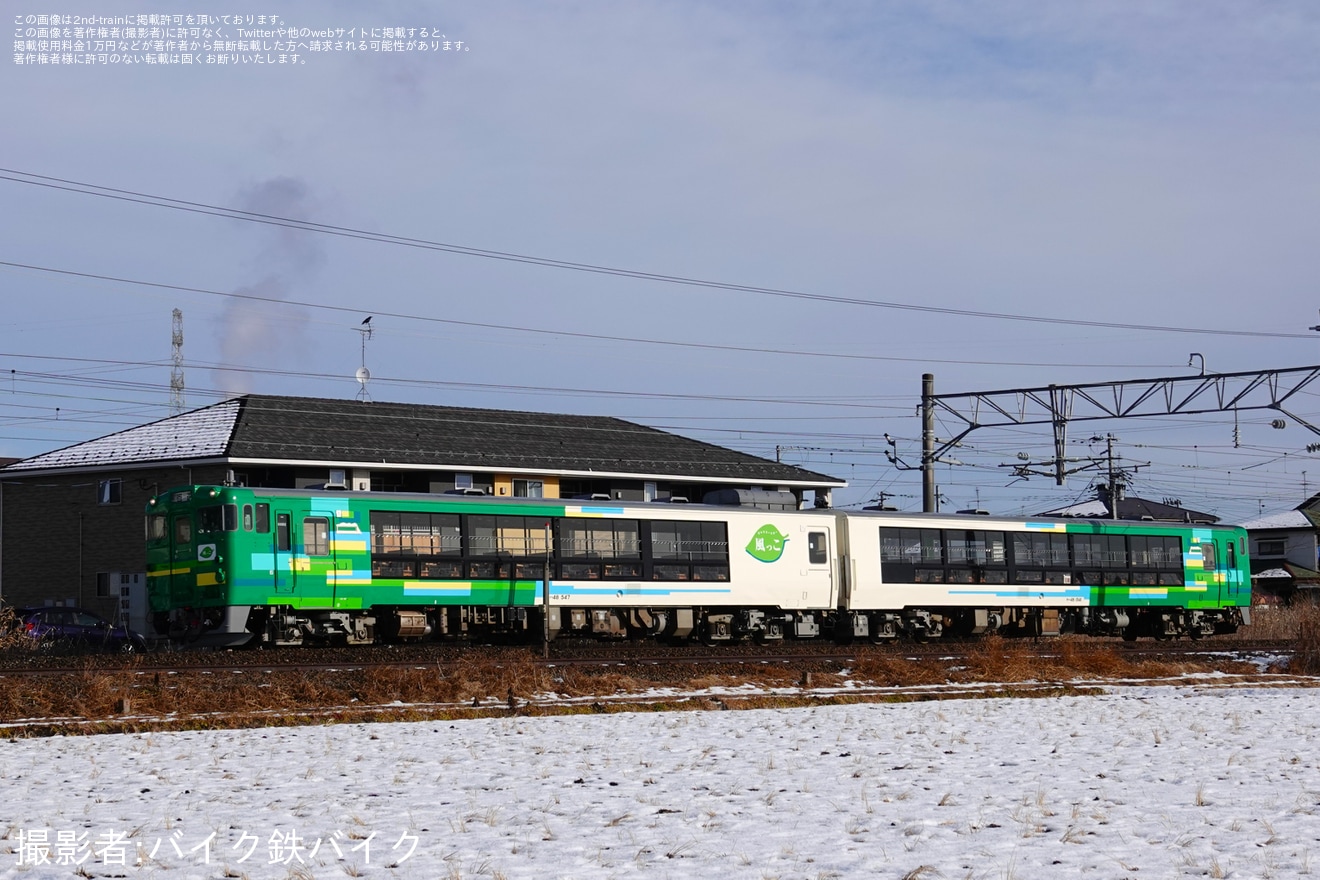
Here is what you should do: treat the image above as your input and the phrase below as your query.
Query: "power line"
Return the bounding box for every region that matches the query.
[0,167,1310,340]
[0,259,1180,371]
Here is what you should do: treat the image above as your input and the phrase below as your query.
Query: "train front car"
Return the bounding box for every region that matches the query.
[837,512,1250,642]
[145,486,843,648]
[146,486,257,647]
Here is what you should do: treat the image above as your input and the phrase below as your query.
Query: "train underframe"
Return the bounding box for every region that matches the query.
[157,602,1249,648]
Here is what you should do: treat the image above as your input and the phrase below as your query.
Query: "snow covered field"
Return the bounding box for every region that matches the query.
[3,686,1318,879]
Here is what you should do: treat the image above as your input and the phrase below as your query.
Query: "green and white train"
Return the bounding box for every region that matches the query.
[145,485,1251,647]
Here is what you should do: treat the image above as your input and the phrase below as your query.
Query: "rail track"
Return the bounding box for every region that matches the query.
[0,635,1311,737]
[0,636,1298,679]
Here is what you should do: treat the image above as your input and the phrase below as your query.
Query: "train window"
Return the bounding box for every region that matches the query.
[919,529,942,563]
[276,514,291,552]
[399,513,433,553]
[373,558,415,578]
[1226,541,1236,568]
[879,528,920,581]
[371,511,463,557]
[303,518,330,556]
[649,520,728,580]
[197,506,223,533]
[946,532,972,564]
[419,560,463,579]
[807,532,827,564]
[1156,535,1181,568]
[146,514,167,542]
[947,530,1006,568]
[1200,542,1216,571]
[650,520,728,561]
[1102,535,1126,568]
[173,515,192,544]
[468,515,551,557]
[1128,535,1151,568]
[1073,535,1100,567]
[513,561,545,579]
[1013,532,1069,567]
[195,504,239,533]
[560,519,641,559]
[242,505,254,531]
[255,503,270,533]
[880,529,916,563]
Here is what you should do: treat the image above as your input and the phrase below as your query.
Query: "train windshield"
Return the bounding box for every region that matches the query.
[146,513,167,543]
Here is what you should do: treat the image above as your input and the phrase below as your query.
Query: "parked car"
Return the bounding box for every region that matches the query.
[15,606,149,653]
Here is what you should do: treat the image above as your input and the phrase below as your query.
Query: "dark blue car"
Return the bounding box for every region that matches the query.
[16,606,149,654]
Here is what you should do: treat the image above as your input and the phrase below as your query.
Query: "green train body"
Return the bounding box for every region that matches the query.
[145,485,1250,647]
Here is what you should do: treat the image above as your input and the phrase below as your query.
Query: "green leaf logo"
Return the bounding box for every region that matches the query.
[198,544,216,562]
[746,524,789,563]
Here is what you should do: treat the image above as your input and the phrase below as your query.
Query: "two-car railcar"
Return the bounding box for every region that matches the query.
[145,486,1249,647]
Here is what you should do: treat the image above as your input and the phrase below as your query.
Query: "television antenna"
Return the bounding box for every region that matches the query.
[356,316,373,401]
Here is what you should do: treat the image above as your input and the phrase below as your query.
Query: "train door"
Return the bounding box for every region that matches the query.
[1203,537,1224,605]
[300,515,333,594]
[273,512,293,593]
[805,526,835,607]
[167,510,194,608]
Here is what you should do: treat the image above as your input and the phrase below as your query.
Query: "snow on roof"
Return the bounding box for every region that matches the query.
[1239,509,1313,530]
[1,399,240,472]
[1253,568,1291,579]
[1039,500,1109,517]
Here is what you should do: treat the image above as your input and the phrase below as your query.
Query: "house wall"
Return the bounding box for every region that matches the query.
[0,466,228,617]
[1251,527,1319,570]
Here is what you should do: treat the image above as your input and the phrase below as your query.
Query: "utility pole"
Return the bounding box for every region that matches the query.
[922,373,936,512]
[1104,433,1119,520]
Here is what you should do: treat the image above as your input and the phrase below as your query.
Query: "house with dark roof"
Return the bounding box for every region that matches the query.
[1037,488,1219,524]
[1240,498,1320,603]
[0,395,844,617]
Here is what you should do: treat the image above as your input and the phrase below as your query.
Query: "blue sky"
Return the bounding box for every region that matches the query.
[4,2,1320,520]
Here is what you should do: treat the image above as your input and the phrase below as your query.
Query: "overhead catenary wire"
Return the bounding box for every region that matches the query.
[0,259,1184,372]
[0,168,1309,340]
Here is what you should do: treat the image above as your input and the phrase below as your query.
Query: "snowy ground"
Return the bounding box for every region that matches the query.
[2,686,1318,879]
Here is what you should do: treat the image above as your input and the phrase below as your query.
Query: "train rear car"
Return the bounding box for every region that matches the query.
[836,511,1250,641]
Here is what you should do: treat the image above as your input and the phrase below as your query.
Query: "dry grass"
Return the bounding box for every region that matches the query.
[1246,604,1311,640]
[0,606,37,653]
[0,624,1303,737]
[945,635,1190,685]
[1292,604,1320,675]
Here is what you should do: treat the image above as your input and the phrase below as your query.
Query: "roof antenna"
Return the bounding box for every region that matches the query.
[356,316,373,402]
